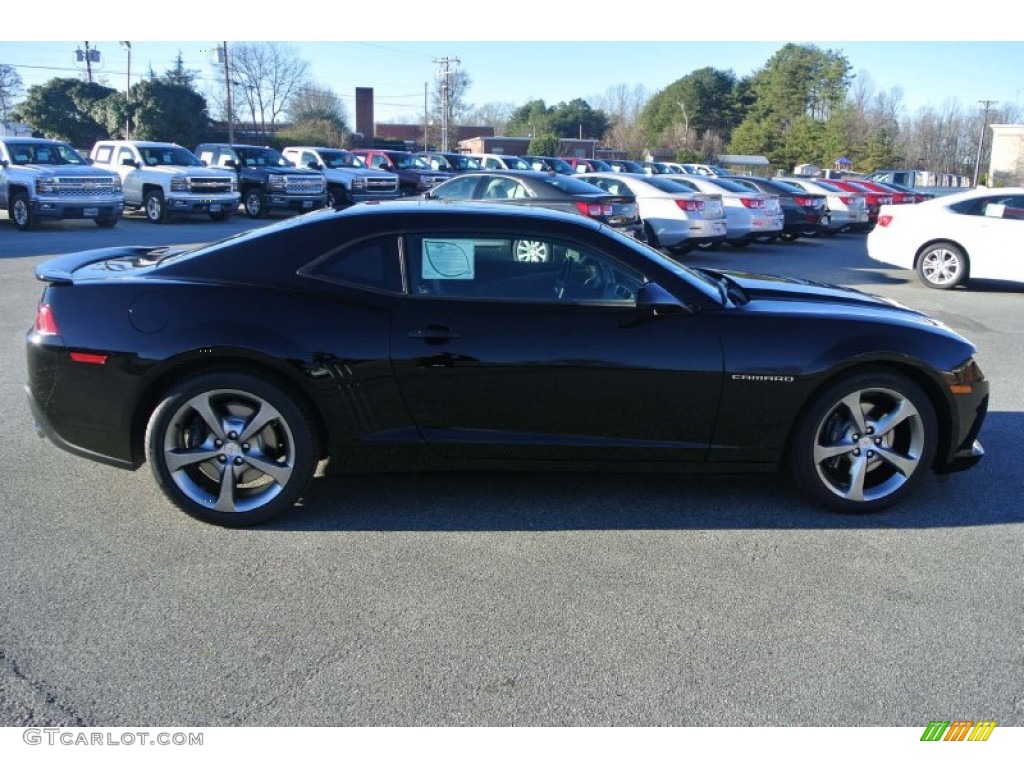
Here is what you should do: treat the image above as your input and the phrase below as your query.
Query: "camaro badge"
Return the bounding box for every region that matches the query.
[731,374,795,383]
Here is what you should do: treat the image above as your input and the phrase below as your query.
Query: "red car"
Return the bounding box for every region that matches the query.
[843,178,911,205]
[824,179,889,227]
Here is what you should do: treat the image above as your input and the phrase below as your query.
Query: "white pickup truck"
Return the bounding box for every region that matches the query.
[0,137,124,230]
[90,140,239,223]
[281,146,400,208]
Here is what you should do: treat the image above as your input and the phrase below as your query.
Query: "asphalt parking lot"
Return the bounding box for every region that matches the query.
[1,211,1021,727]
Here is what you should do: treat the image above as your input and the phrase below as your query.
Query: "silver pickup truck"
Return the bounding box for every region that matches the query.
[0,137,124,230]
[90,140,239,223]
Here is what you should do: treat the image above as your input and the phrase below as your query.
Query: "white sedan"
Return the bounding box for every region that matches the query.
[867,186,1024,289]
[578,172,727,252]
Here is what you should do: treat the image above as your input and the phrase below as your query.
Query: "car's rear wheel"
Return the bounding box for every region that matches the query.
[916,242,968,289]
[146,371,318,527]
[696,241,721,251]
[779,232,798,242]
[94,213,118,228]
[643,222,659,249]
[790,371,937,513]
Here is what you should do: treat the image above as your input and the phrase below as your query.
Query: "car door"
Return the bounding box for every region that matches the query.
[114,145,144,202]
[390,229,724,463]
[957,195,1024,281]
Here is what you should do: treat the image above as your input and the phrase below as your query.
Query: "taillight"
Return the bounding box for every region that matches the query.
[35,302,59,336]
[675,199,705,212]
[877,215,893,227]
[574,201,611,217]
[740,197,764,209]
[794,196,813,206]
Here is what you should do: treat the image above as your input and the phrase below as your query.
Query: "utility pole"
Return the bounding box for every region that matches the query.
[84,42,93,83]
[433,56,460,153]
[120,42,131,138]
[220,42,234,144]
[424,82,428,152]
[75,42,100,83]
[974,99,997,187]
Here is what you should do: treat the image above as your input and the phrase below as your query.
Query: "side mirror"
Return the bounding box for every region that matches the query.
[223,159,236,168]
[307,161,321,171]
[636,282,691,316]
[85,158,94,166]
[121,158,137,168]
[1,159,8,168]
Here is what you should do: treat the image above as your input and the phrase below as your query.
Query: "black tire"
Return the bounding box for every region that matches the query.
[145,371,319,527]
[728,239,750,248]
[10,191,36,231]
[916,241,969,290]
[789,370,938,514]
[209,209,232,221]
[144,189,168,224]
[695,241,721,251]
[327,185,348,209]
[243,189,268,219]
[94,214,118,228]
[779,232,798,242]
[643,222,659,249]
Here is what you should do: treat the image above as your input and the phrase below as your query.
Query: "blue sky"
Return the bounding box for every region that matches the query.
[4,5,1022,124]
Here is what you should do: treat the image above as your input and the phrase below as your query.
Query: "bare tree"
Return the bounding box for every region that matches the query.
[289,83,349,128]
[0,63,24,121]
[229,42,309,137]
[592,84,651,156]
[466,101,515,134]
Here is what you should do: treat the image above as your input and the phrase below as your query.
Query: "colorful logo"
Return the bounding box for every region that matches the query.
[921,721,997,741]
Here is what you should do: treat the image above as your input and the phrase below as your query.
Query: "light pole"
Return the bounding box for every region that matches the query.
[120,42,131,138]
[974,100,997,186]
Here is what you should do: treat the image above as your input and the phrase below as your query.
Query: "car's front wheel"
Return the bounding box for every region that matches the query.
[514,239,550,263]
[789,371,937,513]
[10,191,36,231]
[144,189,168,224]
[917,242,968,289]
[146,371,319,527]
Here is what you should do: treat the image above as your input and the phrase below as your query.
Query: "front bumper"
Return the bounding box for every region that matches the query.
[166,194,240,214]
[267,194,327,212]
[32,197,124,220]
[351,191,402,203]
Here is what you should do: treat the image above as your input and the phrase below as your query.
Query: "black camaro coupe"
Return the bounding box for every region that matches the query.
[26,202,988,526]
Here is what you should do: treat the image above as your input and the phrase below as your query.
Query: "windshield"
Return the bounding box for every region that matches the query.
[770,179,807,195]
[502,156,531,170]
[642,176,695,194]
[452,155,481,170]
[390,153,430,170]
[420,154,454,171]
[6,141,87,165]
[542,175,609,195]
[235,146,290,167]
[139,145,202,167]
[319,150,365,169]
[699,177,759,194]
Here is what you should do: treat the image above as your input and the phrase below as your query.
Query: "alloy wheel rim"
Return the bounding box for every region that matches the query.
[147,196,162,220]
[162,389,296,513]
[246,193,261,215]
[922,249,960,284]
[515,240,549,263]
[14,199,28,226]
[811,387,925,502]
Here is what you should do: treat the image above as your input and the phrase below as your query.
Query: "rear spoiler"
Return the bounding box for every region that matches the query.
[34,246,165,284]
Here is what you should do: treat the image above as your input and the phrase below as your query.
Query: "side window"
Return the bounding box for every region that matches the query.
[430,175,479,200]
[405,234,643,304]
[94,145,113,164]
[301,235,402,294]
[118,147,136,166]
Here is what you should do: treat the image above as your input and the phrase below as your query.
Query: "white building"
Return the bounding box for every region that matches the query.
[988,124,1024,186]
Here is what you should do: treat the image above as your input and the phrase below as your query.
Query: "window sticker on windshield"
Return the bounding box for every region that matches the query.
[422,239,475,280]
